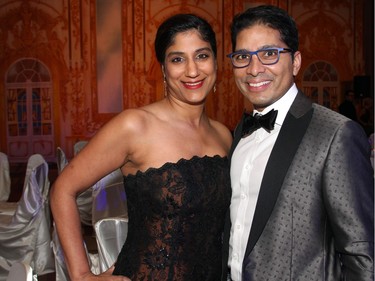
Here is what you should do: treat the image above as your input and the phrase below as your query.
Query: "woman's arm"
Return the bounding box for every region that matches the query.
[50,110,140,281]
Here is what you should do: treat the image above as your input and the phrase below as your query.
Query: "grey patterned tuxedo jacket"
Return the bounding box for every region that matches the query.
[222,92,374,281]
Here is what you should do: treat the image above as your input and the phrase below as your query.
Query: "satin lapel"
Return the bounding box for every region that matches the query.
[244,92,314,256]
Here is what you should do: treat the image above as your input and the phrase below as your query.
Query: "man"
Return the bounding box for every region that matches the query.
[222,5,374,281]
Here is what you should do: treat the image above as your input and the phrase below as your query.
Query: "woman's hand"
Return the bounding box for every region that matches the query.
[75,266,131,281]
[101,266,131,280]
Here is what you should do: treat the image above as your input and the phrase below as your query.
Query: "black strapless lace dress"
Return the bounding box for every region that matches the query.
[113,155,231,280]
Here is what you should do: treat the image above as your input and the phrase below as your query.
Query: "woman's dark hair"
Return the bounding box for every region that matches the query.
[155,14,217,63]
[230,5,299,54]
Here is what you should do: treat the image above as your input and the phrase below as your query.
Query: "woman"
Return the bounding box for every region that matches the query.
[50,13,232,281]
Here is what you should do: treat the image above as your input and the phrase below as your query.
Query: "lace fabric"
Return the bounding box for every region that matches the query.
[113,155,231,280]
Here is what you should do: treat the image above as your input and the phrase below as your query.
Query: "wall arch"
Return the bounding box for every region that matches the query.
[4,58,55,162]
[302,60,340,110]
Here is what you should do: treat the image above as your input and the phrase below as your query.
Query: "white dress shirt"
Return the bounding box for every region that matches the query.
[228,84,298,281]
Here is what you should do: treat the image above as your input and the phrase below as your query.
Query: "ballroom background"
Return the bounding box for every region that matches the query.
[0,0,373,162]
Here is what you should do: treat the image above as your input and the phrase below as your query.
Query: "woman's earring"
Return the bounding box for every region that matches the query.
[213,84,217,93]
[163,75,167,97]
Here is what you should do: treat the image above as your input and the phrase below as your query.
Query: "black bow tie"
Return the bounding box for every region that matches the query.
[241,109,278,137]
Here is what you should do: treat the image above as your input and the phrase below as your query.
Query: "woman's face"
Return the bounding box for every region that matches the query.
[163,29,217,105]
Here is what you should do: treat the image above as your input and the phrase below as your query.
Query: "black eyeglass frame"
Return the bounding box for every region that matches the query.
[226,47,293,68]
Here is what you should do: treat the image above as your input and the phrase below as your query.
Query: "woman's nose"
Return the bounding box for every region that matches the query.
[186,60,199,77]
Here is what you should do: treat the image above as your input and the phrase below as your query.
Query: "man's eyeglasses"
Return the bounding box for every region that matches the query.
[226,47,293,68]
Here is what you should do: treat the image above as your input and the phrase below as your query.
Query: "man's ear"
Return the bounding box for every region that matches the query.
[292,51,301,76]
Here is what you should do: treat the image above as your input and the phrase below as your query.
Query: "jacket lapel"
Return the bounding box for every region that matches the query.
[243,92,314,256]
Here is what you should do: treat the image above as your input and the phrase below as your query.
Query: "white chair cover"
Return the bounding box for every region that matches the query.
[51,222,69,281]
[0,154,48,220]
[0,152,11,202]
[94,217,128,273]
[73,141,88,156]
[92,169,127,225]
[71,143,93,226]
[56,147,68,175]
[51,222,100,281]
[5,262,36,281]
[76,188,93,226]
[0,154,54,279]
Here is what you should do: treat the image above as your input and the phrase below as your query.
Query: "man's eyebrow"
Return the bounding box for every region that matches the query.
[234,45,279,52]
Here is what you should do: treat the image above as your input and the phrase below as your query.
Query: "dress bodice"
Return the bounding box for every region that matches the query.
[113,155,231,280]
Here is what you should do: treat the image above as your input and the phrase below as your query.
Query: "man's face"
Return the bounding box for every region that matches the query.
[232,24,301,111]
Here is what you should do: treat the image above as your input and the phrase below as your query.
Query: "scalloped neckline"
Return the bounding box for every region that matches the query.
[124,154,228,179]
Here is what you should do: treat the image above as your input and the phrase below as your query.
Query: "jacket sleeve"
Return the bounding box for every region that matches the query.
[323,120,374,281]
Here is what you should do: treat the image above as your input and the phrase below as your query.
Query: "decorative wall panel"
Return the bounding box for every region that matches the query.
[0,0,372,161]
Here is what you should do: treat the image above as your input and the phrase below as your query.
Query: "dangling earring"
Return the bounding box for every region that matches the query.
[213,84,217,93]
[163,75,167,97]
[162,66,167,97]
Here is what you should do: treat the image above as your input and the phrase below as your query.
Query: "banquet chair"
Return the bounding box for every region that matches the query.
[72,142,92,226]
[56,147,68,175]
[92,169,127,225]
[53,147,72,280]
[91,169,127,273]
[94,217,128,273]
[0,154,54,280]
[0,152,11,202]
[76,189,93,226]
[6,262,36,281]
[51,221,100,281]
[51,223,68,281]
[73,140,88,156]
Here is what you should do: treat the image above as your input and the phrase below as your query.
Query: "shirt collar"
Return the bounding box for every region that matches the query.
[253,83,298,126]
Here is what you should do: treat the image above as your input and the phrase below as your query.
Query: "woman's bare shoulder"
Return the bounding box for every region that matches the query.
[112,106,157,132]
